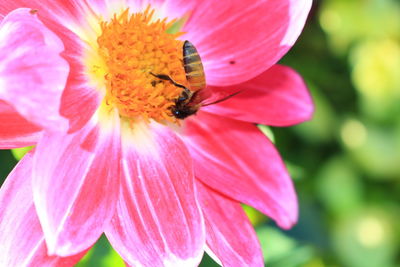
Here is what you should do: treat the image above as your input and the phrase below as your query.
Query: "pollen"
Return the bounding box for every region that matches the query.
[96,7,187,123]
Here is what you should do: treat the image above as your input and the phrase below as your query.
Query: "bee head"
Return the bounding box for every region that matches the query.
[170,105,198,119]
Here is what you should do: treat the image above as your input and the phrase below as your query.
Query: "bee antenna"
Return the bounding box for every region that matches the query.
[202,91,242,106]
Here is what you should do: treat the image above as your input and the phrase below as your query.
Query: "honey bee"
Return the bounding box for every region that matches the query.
[151,40,239,119]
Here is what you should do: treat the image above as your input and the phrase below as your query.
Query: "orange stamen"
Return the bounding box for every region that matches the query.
[97,7,187,123]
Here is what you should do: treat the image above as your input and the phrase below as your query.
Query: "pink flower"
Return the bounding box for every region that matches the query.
[0,0,313,266]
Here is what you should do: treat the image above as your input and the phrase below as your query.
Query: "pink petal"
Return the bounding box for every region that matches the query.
[0,8,69,131]
[0,152,86,266]
[55,26,103,133]
[37,9,103,133]
[0,0,93,27]
[32,110,121,256]
[105,122,205,266]
[0,4,103,134]
[197,182,264,267]
[86,0,128,18]
[0,100,41,148]
[163,0,312,85]
[184,112,298,229]
[204,65,314,126]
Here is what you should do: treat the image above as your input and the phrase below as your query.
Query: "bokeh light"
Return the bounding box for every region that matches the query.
[340,119,367,149]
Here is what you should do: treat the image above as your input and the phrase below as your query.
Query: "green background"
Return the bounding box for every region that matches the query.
[1,0,399,266]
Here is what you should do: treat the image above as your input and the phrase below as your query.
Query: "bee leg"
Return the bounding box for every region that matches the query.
[150,72,172,81]
[150,72,187,90]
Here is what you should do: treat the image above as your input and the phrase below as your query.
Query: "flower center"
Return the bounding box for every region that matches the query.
[97,7,187,123]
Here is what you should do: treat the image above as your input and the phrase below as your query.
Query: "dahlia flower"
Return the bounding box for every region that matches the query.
[0,0,313,266]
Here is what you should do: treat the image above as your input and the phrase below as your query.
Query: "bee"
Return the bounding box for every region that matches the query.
[151,40,239,119]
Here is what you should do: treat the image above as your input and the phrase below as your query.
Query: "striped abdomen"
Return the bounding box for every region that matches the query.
[183,41,206,91]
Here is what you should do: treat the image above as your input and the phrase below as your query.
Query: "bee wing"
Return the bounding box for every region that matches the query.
[193,87,241,107]
[187,87,212,106]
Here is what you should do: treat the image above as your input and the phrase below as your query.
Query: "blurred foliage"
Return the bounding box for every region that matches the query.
[274,0,400,266]
[1,0,399,266]
[75,235,125,267]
